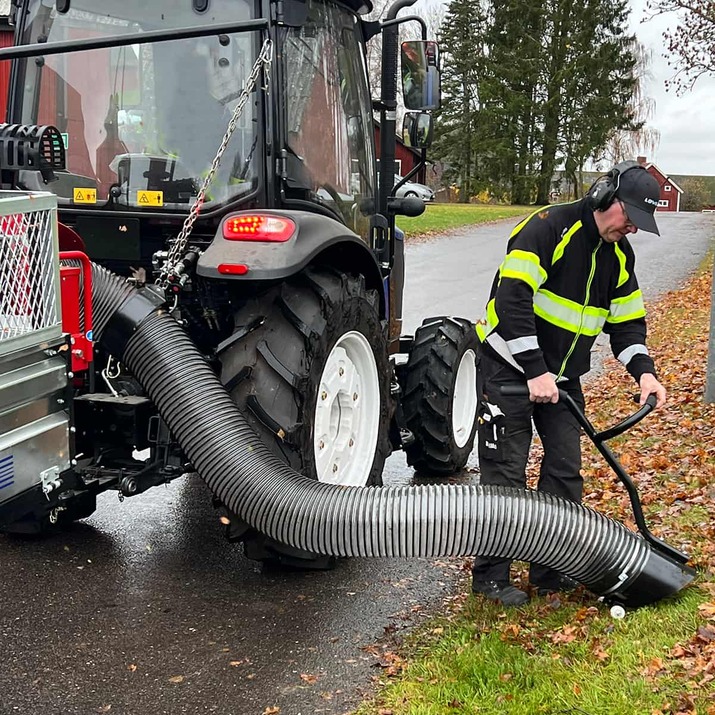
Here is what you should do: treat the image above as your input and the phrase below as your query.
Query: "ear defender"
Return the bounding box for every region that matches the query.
[587,160,642,211]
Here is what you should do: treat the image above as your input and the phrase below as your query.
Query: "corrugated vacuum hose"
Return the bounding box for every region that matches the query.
[90,264,695,608]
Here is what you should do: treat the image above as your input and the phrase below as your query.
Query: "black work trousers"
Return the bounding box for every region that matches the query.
[472,349,585,588]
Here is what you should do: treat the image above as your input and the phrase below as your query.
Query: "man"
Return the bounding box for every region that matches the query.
[473,161,667,606]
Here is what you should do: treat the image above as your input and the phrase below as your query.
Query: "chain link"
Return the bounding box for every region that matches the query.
[157,37,274,289]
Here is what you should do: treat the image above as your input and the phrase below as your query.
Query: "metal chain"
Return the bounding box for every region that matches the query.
[157,37,274,289]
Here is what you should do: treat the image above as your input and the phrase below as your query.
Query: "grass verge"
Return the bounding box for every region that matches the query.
[353,255,715,715]
[397,203,532,239]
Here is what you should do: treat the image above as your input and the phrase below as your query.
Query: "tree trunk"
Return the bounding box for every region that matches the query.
[459,78,471,203]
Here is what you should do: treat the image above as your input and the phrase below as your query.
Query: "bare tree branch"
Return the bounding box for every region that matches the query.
[646,0,715,93]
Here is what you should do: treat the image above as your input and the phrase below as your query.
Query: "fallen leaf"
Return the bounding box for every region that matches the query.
[168,675,184,684]
[300,673,318,684]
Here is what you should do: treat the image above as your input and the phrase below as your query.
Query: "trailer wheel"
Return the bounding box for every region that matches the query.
[401,317,479,475]
[219,266,391,566]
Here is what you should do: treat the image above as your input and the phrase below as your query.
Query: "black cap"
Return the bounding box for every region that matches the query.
[616,168,661,236]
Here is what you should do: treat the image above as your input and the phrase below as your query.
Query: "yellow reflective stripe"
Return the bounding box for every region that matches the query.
[476,299,499,341]
[614,243,629,288]
[607,290,646,323]
[551,220,582,266]
[499,250,547,293]
[534,289,608,336]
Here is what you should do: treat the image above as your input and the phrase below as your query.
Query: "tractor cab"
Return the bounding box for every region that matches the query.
[8,0,382,246]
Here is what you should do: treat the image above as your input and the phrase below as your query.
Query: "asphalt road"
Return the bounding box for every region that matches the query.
[1,212,712,715]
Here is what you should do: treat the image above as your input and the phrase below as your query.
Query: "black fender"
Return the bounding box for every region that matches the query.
[196,210,386,315]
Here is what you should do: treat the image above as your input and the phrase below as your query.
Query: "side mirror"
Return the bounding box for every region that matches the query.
[402,111,434,149]
[401,40,441,111]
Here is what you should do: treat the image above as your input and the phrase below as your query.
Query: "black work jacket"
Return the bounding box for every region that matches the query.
[476,199,656,382]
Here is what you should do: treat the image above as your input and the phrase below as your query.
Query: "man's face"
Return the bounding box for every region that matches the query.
[597,200,639,243]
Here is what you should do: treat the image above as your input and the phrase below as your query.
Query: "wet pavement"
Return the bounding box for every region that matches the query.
[0,212,712,715]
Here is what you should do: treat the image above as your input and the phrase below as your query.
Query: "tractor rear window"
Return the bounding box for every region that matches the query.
[282,0,375,239]
[16,0,259,212]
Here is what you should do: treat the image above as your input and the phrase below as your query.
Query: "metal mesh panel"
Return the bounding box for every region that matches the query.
[0,193,61,352]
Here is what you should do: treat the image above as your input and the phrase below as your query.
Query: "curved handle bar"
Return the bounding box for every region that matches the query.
[499,385,656,440]
[497,384,686,563]
[597,394,657,441]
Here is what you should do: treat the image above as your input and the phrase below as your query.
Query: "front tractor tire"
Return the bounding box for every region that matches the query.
[401,317,480,475]
[219,266,391,567]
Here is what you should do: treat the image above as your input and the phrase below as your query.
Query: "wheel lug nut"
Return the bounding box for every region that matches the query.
[319,440,325,450]
[349,438,354,447]
[352,392,358,401]
[339,367,344,376]
[332,464,338,473]
[321,390,327,400]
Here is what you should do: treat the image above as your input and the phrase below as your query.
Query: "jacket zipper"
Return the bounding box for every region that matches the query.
[556,239,601,380]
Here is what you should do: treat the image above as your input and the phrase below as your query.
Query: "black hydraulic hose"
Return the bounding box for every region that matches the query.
[91,265,694,607]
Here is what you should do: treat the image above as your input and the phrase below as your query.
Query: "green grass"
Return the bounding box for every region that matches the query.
[353,589,710,714]
[353,256,715,715]
[397,203,533,238]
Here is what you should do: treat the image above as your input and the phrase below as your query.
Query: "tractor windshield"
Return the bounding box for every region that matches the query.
[15,0,259,212]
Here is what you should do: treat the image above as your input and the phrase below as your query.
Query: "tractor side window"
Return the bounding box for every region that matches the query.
[283,0,375,239]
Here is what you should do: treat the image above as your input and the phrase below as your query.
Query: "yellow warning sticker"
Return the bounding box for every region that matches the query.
[137,190,164,207]
[73,188,97,204]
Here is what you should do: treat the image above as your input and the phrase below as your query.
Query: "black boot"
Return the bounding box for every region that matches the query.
[472,580,529,606]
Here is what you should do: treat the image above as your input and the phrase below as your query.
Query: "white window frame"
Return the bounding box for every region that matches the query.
[664,184,672,192]
[658,199,669,207]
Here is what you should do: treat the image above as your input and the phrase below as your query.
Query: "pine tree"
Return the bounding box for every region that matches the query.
[483,0,545,203]
[434,0,637,204]
[535,0,638,204]
[431,0,489,202]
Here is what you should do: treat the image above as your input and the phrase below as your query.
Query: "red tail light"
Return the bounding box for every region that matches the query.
[223,214,296,242]
[218,263,249,275]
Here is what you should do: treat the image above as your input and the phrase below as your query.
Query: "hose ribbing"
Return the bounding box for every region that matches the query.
[90,265,694,607]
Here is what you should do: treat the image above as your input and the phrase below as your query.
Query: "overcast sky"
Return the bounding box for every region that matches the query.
[622,1,712,176]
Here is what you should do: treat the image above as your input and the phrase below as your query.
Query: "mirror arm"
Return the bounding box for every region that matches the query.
[362,20,382,42]
[379,15,427,40]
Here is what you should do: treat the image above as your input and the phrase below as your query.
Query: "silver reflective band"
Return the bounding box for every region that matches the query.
[506,335,539,355]
[617,344,649,366]
[485,334,524,373]
[486,334,569,382]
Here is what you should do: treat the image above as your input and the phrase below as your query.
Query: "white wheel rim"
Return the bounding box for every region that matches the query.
[313,331,380,486]
[452,348,478,449]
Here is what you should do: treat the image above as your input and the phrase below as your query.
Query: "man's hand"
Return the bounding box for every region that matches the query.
[527,373,559,403]
[639,373,667,409]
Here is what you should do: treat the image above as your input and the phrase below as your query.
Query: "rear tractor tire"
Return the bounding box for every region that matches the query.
[218,266,392,567]
[401,317,479,475]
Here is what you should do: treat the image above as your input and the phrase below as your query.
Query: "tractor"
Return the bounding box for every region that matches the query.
[0,0,480,567]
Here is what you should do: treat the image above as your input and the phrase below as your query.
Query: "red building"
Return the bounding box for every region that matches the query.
[374,120,426,184]
[637,156,683,212]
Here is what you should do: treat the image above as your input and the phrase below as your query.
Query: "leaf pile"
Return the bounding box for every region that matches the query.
[559,262,715,706]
